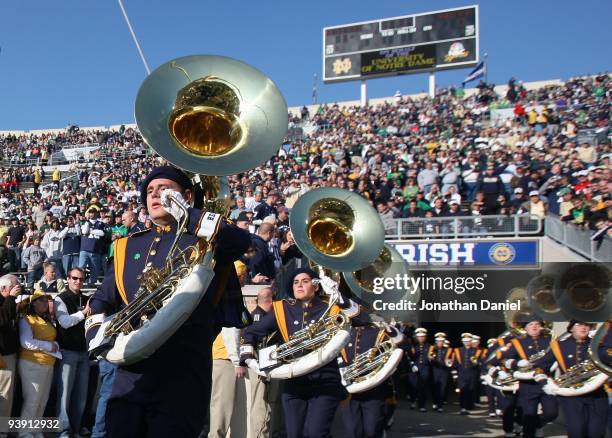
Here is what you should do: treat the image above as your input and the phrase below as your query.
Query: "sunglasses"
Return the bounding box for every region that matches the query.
[70,276,84,281]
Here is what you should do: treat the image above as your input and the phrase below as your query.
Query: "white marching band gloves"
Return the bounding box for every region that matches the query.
[488,366,500,377]
[517,359,531,369]
[534,373,548,383]
[497,370,509,380]
[504,359,515,369]
[245,358,268,379]
[318,275,344,305]
[542,380,559,395]
[161,188,222,241]
[161,189,190,222]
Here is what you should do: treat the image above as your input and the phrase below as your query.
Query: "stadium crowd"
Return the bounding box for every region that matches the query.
[0,74,607,435]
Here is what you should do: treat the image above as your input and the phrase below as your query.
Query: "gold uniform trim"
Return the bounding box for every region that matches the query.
[272,301,290,343]
[550,340,567,373]
[445,348,453,362]
[114,237,129,305]
[454,348,462,365]
[510,338,528,361]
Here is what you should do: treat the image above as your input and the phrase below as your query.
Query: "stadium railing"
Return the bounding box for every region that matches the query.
[545,215,611,262]
[386,214,543,240]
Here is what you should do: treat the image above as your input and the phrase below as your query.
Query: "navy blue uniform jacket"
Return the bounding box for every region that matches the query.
[89,207,250,402]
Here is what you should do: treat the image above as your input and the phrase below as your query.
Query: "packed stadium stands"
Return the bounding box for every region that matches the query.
[0,73,609,281]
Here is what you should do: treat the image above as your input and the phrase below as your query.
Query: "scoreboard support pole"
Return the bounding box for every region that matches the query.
[428,72,436,98]
[360,80,368,106]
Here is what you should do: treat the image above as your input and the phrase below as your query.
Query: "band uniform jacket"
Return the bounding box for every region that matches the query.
[453,346,481,389]
[339,324,394,400]
[533,334,608,398]
[241,295,360,398]
[88,207,250,405]
[411,342,433,370]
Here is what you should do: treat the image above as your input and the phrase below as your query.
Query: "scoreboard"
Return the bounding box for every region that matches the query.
[323,5,479,83]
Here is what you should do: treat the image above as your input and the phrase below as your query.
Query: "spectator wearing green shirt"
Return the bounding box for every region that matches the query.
[108,215,127,258]
[403,177,420,200]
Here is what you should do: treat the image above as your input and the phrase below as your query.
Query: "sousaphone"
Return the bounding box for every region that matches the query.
[252,188,385,379]
[87,55,288,365]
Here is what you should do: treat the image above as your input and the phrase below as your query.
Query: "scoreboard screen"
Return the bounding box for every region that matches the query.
[323,5,479,82]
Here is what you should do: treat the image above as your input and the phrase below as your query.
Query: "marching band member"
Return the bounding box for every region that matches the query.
[430,332,453,413]
[535,320,609,438]
[489,330,523,438]
[501,317,558,438]
[409,328,432,412]
[339,322,400,438]
[239,268,360,438]
[596,320,611,367]
[85,166,251,438]
[470,334,485,407]
[453,333,481,415]
[442,338,453,404]
[484,337,502,417]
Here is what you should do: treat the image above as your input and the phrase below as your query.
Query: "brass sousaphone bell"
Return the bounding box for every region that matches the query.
[526,268,566,322]
[343,243,418,319]
[135,55,288,176]
[289,188,385,272]
[504,287,552,337]
[552,263,611,322]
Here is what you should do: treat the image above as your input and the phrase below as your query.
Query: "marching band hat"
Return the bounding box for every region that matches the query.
[140,166,194,205]
[518,314,544,327]
[487,338,497,347]
[461,333,472,341]
[414,328,427,336]
[434,335,446,341]
[566,319,594,332]
[443,340,450,347]
[471,335,481,341]
[434,332,446,338]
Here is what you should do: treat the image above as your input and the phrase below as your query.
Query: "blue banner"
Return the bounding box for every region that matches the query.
[392,239,539,267]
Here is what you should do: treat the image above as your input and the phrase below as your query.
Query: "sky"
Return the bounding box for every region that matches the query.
[0,0,610,131]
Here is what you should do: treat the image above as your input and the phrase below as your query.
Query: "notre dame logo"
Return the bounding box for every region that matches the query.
[488,243,516,265]
[332,58,352,75]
